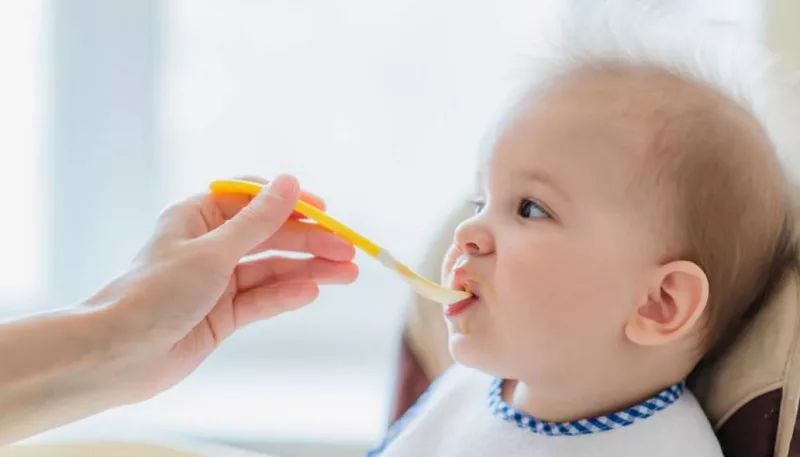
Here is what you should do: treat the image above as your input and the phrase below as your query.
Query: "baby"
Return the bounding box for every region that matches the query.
[367,7,798,457]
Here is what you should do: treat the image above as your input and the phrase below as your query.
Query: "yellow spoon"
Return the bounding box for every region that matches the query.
[210,179,472,306]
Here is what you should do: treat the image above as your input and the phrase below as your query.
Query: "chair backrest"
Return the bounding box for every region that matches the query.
[692,262,800,457]
[392,202,800,457]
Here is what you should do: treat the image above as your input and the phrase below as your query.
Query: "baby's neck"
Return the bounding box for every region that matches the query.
[503,375,681,423]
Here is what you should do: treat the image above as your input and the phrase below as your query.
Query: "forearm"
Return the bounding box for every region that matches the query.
[0,306,128,444]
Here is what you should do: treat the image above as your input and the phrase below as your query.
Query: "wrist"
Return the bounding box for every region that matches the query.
[79,292,164,404]
[51,306,137,405]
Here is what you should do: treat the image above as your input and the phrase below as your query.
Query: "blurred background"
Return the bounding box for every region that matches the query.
[0,0,796,456]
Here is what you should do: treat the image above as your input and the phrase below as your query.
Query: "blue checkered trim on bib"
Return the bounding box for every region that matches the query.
[487,378,685,436]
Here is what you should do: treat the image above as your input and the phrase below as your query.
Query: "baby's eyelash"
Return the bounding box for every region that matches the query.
[468,197,486,214]
[468,196,555,221]
[517,198,550,219]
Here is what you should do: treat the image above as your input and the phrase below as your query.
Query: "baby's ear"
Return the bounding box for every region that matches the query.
[624,261,709,346]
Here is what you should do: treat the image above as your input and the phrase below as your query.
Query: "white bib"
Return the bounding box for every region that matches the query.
[367,365,723,457]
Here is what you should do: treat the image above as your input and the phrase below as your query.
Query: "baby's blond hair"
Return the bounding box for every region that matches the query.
[517,2,800,358]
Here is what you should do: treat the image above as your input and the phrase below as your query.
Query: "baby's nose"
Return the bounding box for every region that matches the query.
[454,218,494,256]
[463,241,481,255]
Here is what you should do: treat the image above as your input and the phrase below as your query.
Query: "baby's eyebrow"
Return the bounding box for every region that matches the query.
[519,169,570,202]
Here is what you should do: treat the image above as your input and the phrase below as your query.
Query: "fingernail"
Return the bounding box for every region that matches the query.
[268,175,299,199]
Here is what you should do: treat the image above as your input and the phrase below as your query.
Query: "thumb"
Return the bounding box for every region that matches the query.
[208,174,300,256]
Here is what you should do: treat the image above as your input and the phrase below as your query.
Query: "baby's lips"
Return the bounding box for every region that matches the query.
[451,268,481,297]
[462,280,481,297]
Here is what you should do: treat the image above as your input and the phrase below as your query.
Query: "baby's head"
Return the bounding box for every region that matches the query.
[441,11,798,403]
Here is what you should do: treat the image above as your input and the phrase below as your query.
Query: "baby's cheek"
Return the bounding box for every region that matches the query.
[499,251,566,293]
[496,253,581,322]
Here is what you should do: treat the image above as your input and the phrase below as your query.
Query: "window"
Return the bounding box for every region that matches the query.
[0,2,44,309]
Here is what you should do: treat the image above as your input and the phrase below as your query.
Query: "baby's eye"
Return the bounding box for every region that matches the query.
[518,199,549,219]
[469,197,486,215]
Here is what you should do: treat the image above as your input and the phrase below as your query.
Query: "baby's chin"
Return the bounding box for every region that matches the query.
[447,323,494,371]
[447,321,521,379]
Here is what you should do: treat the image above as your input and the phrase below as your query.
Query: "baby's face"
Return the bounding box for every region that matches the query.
[442,75,668,385]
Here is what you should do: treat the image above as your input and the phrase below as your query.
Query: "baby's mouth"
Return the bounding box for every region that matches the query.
[445,279,472,297]
[444,283,479,320]
[458,279,480,299]
[462,284,476,298]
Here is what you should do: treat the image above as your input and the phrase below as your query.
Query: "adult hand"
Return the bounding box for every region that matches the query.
[89,174,358,400]
[0,174,358,444]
